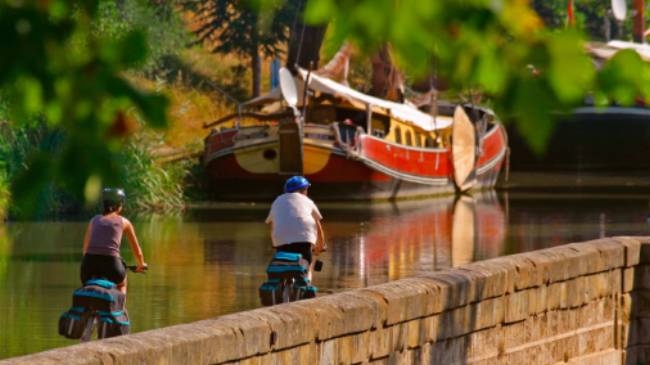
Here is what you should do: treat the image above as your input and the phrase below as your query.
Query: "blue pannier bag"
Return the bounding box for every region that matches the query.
[293,277,317,300]
[259,278,283,306]
[59,279,128,339]
[265,252,309,280]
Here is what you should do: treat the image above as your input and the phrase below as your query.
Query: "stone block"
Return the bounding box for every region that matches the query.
[208,311,275,355]
[576,325,615,358]
[529,285,547,315]
[291,299,343,342]
[566,276,588,308]
[343,289,389,329]
[465,326,501,361]
[319,338,338,365]
[473,296,505,331]
[405,319,422,349]
[85,331,171,364]
[418,270,477,311]
[419,315,440,343]
[337,332,371,364]
[623,267,635,293]
[411,342,432,365]
[366,279,433,326]
[247,305,313,351]
[437,305,472,340]
[270,343,317,365]
[502,314,536,350]
[504,289,531,324]
[614,236,645,267]
[458,261,510,300]
[0,347,104,365]
[504,254,543,291]
[369,327,392,360]
[587,238,626,271]
[566,348,622,365]
[316,292,376,334]
[192,319,248,364]
[429,337,467,364]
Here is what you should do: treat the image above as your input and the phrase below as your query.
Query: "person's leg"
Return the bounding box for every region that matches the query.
[117,277,127,295]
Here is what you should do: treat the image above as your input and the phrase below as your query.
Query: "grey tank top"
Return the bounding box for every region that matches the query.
[87,214,125,257]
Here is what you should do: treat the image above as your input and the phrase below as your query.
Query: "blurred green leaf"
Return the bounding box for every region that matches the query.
[547,31,595,103]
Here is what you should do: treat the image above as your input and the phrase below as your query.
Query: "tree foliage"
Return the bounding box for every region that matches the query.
[0,0,169,216]
[303,0,650,153]
[95,0,189,74]
[186,0,299,96]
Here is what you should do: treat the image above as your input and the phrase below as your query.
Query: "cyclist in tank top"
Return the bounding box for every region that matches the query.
[80,188,147,294]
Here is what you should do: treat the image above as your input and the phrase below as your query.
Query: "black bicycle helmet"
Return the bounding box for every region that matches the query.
[102,188,126,213]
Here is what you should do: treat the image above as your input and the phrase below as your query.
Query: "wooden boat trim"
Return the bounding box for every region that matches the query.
[203,111,292,129]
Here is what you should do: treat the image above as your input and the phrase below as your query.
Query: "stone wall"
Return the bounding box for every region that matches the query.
[4,236,650,365]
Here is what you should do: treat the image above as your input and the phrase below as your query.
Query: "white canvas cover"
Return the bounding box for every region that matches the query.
[587,40,650,62]
[298,69,452,131]
[240,69,452,131]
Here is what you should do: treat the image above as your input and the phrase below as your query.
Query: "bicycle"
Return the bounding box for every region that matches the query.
[59,265,147,341]
[259,252,321,306]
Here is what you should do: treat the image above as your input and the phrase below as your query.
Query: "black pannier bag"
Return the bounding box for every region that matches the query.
[58,278,128,339]
[58,306,90,339]
[293,277,317,300]
[259,278,283,306]
[97,309,130,338]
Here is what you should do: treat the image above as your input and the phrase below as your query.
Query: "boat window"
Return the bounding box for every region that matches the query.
[335,108,367,131]
[371,114,390,136]
[415,132,422,147]
[425,136,435,148]
[395,126,402,144]
[405,130,413,146]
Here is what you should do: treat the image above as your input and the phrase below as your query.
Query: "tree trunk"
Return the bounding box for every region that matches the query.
[287,0,327,72]
[251,29,261,97]
[633,0,645,43]
[370,44,404,102]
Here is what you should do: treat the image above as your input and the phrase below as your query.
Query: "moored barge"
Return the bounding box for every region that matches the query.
[202,68,508,201]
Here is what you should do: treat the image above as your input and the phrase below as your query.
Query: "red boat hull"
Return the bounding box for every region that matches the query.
[203,123,507,201]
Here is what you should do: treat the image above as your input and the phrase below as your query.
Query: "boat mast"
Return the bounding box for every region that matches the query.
[633,0,645,43]
[567,0,575,27]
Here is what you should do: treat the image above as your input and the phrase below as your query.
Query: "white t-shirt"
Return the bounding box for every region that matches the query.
[265,193,323,247]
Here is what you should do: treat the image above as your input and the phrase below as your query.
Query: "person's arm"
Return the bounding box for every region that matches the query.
[82,222,93,255]
[123,219,147,271]
[313,218,325,255]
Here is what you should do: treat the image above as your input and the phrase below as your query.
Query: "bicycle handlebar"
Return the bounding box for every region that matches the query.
[126,265,148,273]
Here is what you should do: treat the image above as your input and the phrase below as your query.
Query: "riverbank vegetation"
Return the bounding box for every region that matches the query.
[2,0,650,219]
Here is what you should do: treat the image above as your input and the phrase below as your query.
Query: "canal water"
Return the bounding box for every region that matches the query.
[2,191,650,359]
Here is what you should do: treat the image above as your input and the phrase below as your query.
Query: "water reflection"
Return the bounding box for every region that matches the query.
[2,191,650,359]
[318,192,506,290]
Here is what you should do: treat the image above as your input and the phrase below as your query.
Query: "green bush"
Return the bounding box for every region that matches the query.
[0,122,189,218]
[119,139,188,213]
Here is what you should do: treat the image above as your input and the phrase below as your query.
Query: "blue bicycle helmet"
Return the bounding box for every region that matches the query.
[284,176,311,193]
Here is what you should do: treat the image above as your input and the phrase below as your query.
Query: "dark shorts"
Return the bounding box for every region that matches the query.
[80,254,126,285]
[276,242,313,264]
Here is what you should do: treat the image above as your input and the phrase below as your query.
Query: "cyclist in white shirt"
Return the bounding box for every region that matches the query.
[265,176,325,275]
